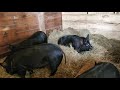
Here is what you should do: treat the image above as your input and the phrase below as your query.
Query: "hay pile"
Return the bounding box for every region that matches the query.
[0,27,120,78]
[48,27,120,77]
[48,27,110,62]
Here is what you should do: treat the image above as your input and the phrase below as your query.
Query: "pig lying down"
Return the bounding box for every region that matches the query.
[76,62,120,78]
[9,31,48,52]
[0,43,66,78]
[58,34,93,53]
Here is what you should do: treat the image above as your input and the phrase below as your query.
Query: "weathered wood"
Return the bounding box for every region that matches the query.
[0,12,62,58]
[44,12,62,30]
[38,12,45,33]
[62,12,120,40]
[0,12,39,57]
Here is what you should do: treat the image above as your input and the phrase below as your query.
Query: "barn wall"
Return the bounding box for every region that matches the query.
[0,12,62,58]
[44,12,62,35]
[0,12,40,57]
[62,12,120,40]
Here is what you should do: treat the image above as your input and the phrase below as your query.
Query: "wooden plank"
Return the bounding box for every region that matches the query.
[0,31,8,47]
[62,12,88,15]
[0,12,40,57]
[62,12,120,40]
[45,12,62,30]
[38,12,45,32]
[62,14,120,23]
[88,12,114,14]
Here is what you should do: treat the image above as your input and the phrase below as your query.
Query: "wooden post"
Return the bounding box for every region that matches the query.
[38,12,46,33]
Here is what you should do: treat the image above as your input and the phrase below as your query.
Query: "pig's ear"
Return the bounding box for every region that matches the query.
[86,34,89,41]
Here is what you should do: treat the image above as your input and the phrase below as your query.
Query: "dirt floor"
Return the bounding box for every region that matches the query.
[0,28,120,78]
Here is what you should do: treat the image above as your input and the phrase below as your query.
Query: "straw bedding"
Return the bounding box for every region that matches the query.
[0,27,120,78]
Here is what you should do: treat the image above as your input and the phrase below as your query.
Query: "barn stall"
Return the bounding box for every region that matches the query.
[0,12,120,78]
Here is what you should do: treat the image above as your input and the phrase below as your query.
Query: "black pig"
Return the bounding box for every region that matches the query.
[1,43,66,78]
[58,34,93,53]
[9,31,47,52]
[77,62,120,78]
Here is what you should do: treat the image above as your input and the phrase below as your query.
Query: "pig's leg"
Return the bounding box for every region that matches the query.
[17,65,27,78]
[48,57,59,76]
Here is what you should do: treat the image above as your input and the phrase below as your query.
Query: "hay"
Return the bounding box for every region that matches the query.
[107,39,120,63]
[0,27,120,78]
[48,27,120,77]
[48,27,91,45]
[48,28,109,62]
[90,34,112,49]
[64,27,91,37]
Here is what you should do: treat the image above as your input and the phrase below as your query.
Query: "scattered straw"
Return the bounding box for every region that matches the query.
[0,27,120,78]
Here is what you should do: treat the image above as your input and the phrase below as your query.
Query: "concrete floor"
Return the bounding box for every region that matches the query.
[62,12,120,40]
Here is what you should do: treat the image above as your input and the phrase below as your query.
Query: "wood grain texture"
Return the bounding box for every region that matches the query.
[0,12,39,57]
[0,12,62,58]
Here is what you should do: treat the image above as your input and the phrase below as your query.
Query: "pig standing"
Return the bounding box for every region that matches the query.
[1,43,66,78]
[58,34,93,53]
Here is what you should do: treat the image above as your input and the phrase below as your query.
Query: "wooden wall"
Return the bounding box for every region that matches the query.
[0,12,62,58]
[0,12,39,57]
[62,12,120,40]
[44,12,62,35]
